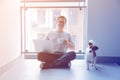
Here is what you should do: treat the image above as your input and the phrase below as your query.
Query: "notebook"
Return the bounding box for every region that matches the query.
[33,39,54,53]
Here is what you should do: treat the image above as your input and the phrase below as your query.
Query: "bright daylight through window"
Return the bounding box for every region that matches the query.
[21,0,87,53]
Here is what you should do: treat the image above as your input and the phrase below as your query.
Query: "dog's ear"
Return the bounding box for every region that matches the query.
[92,46,99,51]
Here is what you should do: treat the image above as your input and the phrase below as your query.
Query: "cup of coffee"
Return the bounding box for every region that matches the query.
[57,38,64,44]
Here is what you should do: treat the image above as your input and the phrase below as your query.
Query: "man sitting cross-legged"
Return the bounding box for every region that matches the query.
[37,16,76,69]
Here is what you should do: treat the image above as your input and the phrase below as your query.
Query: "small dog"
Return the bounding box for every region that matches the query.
[85,40,99,70]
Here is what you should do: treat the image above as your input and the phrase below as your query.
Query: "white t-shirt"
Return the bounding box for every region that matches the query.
[45,30,74,53]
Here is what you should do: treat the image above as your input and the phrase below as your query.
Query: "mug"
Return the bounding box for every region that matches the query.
[57,38,64,44]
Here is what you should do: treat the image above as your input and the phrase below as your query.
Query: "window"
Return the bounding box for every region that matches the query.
[21,1,87,53]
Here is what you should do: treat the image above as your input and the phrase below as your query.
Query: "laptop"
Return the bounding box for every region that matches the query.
[33,39,54,53]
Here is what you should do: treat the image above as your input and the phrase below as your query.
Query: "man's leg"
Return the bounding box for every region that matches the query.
[38,52,63,63]
[37,52,62,68]
[51,51,76,67]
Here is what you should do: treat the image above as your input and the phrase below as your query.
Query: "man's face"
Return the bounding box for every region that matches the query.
[57,18,66,30]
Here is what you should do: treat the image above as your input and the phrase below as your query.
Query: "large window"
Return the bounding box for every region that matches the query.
[21,1,87,53]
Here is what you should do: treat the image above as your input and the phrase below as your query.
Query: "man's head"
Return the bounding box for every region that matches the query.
[57,16,67,31]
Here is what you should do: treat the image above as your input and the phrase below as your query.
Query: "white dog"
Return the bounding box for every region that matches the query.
[85,40,99,70]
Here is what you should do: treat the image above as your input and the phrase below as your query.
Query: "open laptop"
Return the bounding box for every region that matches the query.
[33,39,54,53]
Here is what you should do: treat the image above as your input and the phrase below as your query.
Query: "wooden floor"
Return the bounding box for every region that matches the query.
[0,55,120,80]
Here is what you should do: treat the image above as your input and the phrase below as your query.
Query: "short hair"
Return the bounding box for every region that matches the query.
[57,16,67,22]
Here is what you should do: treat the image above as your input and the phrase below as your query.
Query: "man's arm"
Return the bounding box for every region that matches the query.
[63,39,75,50]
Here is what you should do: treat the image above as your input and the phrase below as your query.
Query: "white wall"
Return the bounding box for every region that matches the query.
[88,0,120,57]
[0,0,21,67]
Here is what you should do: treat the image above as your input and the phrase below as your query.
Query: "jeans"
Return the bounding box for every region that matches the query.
[37,51,76,67]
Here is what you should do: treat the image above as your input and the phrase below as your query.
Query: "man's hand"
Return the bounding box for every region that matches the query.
[63,39,68,45]
[63,39,75,50]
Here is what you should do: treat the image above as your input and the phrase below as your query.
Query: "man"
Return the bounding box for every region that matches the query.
[37,16,76,69]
